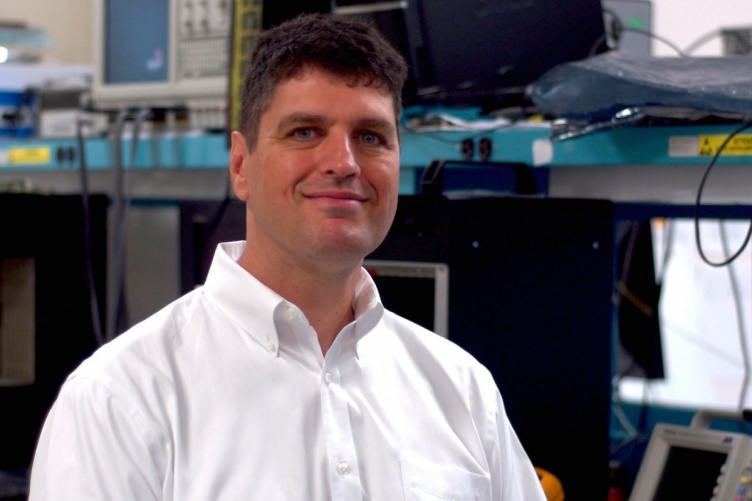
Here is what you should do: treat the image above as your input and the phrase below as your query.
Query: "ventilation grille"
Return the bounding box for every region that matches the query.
[722,27,752,55]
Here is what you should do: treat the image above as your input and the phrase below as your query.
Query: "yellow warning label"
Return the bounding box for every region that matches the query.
[8,147,51,165]
[698,134,752,156]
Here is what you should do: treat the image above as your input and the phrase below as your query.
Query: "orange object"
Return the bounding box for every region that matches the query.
[535,467,565,501]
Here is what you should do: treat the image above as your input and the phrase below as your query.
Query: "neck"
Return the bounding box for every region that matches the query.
[292,274,358,355]
[237,248,361,355]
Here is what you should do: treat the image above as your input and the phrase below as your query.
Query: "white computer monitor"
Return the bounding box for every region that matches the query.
[363,260,449,338]
[630,423,752,500]
[91,0,232,123]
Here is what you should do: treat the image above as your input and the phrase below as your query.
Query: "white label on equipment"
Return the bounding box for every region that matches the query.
[532,138,553,166]
[669,136,699,157]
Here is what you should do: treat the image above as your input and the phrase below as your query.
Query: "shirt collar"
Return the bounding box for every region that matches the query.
[203,242,384,356]
[352,267,385,344]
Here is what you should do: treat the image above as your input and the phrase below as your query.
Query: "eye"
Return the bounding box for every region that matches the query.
[292,128,316,140]
[360,131,383,146]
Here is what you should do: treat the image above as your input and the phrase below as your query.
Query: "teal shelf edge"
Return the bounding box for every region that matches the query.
[0,133,232,171]
[2,123,751,174]
[402,123,752,168]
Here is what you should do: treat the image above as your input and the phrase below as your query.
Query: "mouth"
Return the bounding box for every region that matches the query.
[304,190,369,203]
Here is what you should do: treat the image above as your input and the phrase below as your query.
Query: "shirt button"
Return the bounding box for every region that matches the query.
[264,340,276,352]
[324,372,332,385]
[337,462,349,475]
[283,307,297,321]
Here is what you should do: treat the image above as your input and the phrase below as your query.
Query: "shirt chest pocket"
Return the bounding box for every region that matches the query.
[400,460,491,501]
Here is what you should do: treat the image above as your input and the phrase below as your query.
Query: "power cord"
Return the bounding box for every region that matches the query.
[76,116,105,347]
[592,9,685,57]
[693,120,752,267]
[108,107,152,340]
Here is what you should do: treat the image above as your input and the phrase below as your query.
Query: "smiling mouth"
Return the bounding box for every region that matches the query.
[305,191,368,203]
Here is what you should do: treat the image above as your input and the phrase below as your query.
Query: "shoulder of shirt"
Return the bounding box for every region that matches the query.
[66,287,206,384]
[377,309,496,383]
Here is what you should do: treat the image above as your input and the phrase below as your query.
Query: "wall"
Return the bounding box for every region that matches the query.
[0,0,93,64]
[651,0,752,55]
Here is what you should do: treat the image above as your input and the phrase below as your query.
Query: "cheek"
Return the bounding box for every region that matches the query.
[375,163,400,207]
[371,165,400,233]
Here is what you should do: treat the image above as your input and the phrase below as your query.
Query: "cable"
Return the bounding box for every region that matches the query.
[624,28,685,57]
[76,117,105,347]
[111,108,151,337]
[684,29,722,56]
[592,9,685,57]
[694,120,752,267]
[108,109,131,340]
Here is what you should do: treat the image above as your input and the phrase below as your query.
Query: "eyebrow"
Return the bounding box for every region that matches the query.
[275,113,397,137]
[356,117,397,137]
[276,113,324,131]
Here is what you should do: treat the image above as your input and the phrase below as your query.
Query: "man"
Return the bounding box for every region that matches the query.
[29,14,545,500]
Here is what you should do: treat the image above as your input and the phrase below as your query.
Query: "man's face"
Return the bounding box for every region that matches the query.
[230,67,400,273]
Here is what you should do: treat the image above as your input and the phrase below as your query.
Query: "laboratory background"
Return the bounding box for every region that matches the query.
[1,0,752,499]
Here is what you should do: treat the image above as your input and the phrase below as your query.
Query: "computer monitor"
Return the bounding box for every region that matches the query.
[363,260,449,338]
[93,0,330,129]
[401,0,606,109]
[630,423,752,500]
[92,0,231,110]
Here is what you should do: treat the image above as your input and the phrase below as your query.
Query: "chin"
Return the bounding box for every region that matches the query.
[312,234,376,262]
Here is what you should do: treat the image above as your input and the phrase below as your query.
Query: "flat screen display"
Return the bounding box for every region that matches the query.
[404,0,606,108]
[105,0,169,84]
[653,446,727,500]
[364,260,449,338]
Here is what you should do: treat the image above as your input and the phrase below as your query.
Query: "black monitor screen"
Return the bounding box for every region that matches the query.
[654,446,727,500]
[404,0,606,109]
[371,275,436,330]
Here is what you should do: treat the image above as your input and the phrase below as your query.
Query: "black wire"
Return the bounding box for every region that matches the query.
[110,108,152,337]
[76,118,105,347]
[109,109,130,339]
[115,108,151,334]
[694,120,752,267]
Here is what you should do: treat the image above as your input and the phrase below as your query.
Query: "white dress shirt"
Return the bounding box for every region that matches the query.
[29,241,545,500]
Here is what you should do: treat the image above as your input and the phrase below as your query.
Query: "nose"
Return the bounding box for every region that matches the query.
[319,132,360,179]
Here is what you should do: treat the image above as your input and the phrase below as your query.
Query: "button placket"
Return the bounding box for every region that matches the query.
[320,340,361,499]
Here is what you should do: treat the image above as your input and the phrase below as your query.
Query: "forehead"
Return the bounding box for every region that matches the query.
[264,67,396,121]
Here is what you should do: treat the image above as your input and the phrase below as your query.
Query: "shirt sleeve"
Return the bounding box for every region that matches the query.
[28,376,165,501]
[487,390,548,500]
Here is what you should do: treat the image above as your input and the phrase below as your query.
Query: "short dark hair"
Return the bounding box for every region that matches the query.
[238,13,408,149]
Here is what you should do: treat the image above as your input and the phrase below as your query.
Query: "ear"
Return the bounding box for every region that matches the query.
[229,131,251,201]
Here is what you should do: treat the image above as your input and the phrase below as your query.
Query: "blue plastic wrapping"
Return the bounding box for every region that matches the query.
[530,51,752,123]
